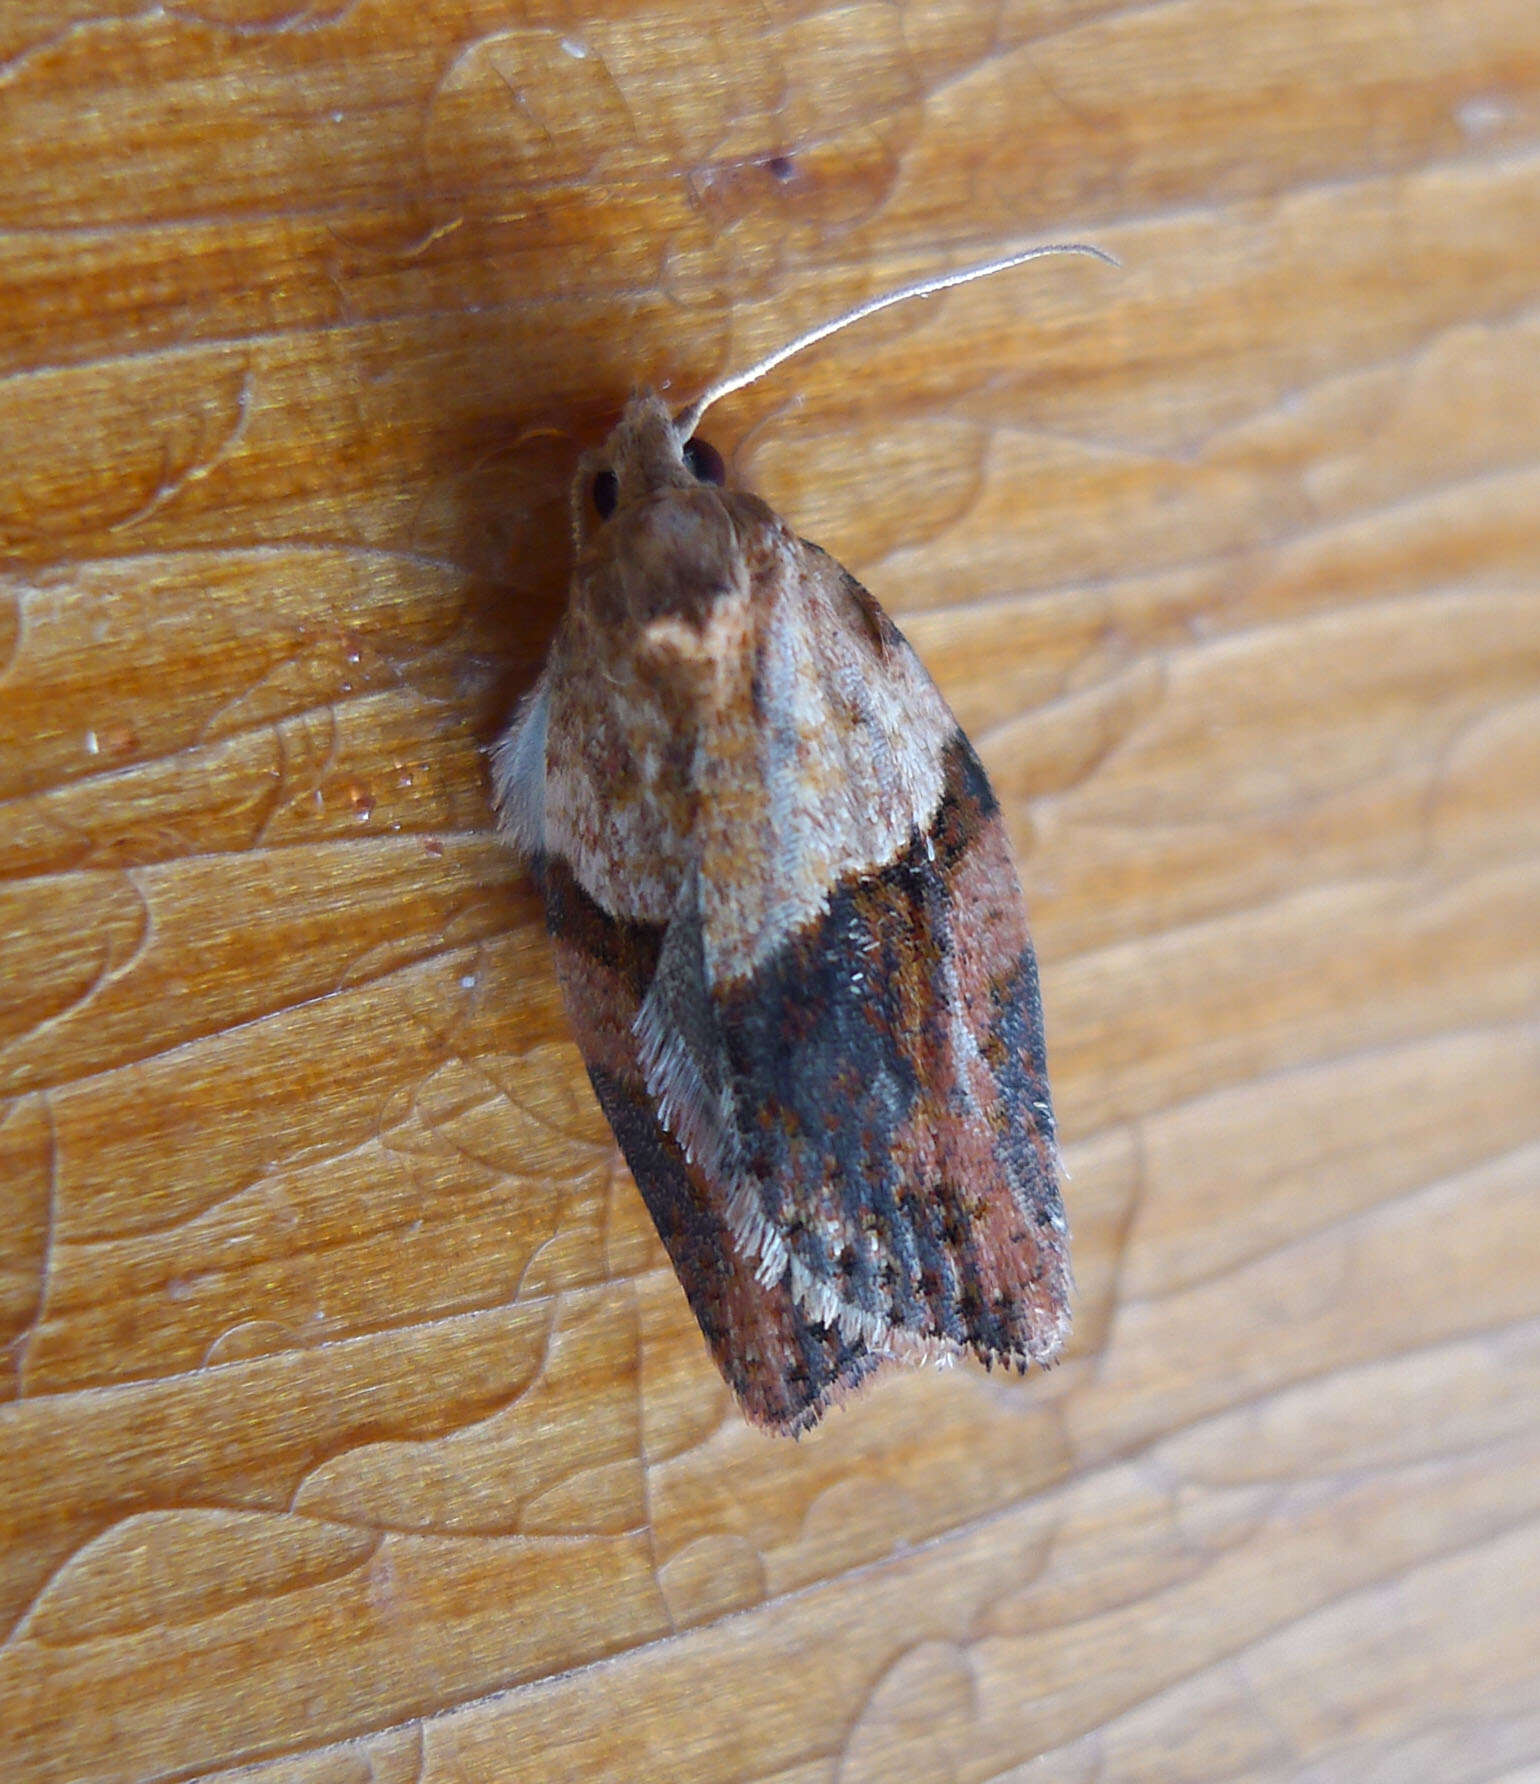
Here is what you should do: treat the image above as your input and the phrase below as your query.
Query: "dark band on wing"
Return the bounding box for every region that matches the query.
[714,729,1067,1365]
[539,853,664,1002]
[589,1062,878,1431]
[542,853,878,1431]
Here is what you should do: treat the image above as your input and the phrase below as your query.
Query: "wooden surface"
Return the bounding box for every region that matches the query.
[3,2,1539,1779]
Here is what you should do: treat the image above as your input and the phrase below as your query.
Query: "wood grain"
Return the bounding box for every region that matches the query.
[2,2,1538,1779]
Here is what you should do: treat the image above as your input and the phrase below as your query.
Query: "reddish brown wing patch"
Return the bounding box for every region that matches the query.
[540,856,880,1433]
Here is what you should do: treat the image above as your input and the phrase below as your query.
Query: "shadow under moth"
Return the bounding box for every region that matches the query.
[495,245,1113,1434]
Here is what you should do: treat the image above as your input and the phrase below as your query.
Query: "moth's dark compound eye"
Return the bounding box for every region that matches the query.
[591,468,619,519]
[683,437,726,486]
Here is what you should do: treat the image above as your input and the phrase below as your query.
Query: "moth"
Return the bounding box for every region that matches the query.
[495,245,1113,1433]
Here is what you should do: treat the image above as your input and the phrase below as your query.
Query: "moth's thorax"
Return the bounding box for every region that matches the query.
[581,484,746,640]
[545,388,958,976]
[547,451,760,927]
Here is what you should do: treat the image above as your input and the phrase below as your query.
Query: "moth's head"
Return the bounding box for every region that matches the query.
[572,391,726,546]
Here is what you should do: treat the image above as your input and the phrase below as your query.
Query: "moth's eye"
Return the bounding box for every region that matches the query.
[682,437,726,486]
[591,468,619,519]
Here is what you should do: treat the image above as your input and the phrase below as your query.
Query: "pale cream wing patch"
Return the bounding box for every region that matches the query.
[694,529,956,988]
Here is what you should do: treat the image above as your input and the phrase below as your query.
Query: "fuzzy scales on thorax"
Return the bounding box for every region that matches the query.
[545,476,955,986]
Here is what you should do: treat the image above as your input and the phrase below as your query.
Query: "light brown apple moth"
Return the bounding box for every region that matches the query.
[495,245,1114,1433]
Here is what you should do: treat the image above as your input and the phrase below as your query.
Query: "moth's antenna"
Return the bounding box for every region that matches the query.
[672,242,1119,441]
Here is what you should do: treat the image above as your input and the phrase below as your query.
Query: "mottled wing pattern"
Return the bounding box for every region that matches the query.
[494,402,1069,1431]
[539,854,881,1432]
[696,540,1071,1367]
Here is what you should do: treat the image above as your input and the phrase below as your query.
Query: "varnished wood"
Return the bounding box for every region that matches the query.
[2,1,1537,1779]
